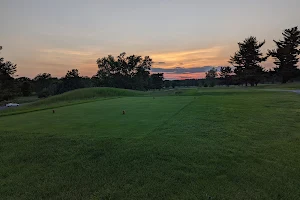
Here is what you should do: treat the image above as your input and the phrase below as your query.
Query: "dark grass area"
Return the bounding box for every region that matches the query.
[0,90,300,199]
[0,87,144,117]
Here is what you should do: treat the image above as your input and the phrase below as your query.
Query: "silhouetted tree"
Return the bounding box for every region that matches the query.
[150,73,164,89]
[65,69,80,78]
[81,76,94,88]
[16,77,32,96]
[0,59,17,80]
[0,47,18,100]
[266,69,278,84]
[33,73,53,94]
[0,48,16,83]
[230,37,268,86]
[96,52,152,90]
[164,80,171,88]
[34,73,52,80]
[132,56,152,90]
[91,75,101,87]
[268,27,300,83]
[171,81,176,88]
[205,68,218,79]
[219,66,233,86]
[61,69,84,92]
[21,81,31,96]
[205,67,218,87]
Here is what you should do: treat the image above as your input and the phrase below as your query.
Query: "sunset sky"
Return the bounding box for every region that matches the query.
[1,0,299,79]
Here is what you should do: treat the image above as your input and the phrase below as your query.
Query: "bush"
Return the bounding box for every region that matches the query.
[38,88,50,98]
[174,91,183,95]
[21,82,32,96]
[0,89,17,101]
[203,83,208,87]
[209,82,216,87]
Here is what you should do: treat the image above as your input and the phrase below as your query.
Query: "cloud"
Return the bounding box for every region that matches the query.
[153,61,166,65]
[150,46,228,68]
[40,49,95,56]
[151,66,225,80]
[163,72,207,80]
[151,66,222,74]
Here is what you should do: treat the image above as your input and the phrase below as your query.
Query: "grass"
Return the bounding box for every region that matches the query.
[0,95,39,106]
[0,87,144,116]
[0,88,300,199]
[255,82,300,89]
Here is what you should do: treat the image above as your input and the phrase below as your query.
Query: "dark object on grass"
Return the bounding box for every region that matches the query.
[122,110,125,115]
[53,109,55,114]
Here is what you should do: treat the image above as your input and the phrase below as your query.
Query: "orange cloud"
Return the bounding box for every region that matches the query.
[148,46,229,68]
[164,72,206,80]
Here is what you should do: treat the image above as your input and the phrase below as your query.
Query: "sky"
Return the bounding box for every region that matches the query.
[0,0,299,80]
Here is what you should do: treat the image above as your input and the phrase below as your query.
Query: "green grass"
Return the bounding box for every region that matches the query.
[0,87,144,117]
[0,88,300,199]
[0,95,39,106]
[36,87,144,104]
[255,82,300,89]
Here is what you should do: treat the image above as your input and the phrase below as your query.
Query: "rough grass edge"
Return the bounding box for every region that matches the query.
[0,97,120,117]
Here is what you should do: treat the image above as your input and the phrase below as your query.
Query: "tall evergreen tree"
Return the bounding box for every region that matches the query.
[268,27,300,83]
[229,37,268,86]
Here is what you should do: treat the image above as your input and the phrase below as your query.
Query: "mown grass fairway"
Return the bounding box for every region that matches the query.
[0,88,300,199]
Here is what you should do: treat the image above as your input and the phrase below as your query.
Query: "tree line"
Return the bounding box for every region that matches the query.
[161,27,300,89]
[0,26,299,101]
[0,50,164,101]
[204,26,300,87]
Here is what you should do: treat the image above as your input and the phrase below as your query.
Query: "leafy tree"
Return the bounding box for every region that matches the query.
[62,69,84,92]
[171,81,176,88]
[16,77,32,96]
[21,81,32,96]
[164,80,171,88]
[81,76,94,88]
[91,75,101,87]
[0,47,17,82]
[219,66,232,78]
[205,67,218,87]
[96,52,152,90]
[33,73,52,81]
[0,47,18,100]
[150,73,164,89]
[38,88,50,98]
[266,69,278,84]
[132,56,152,90]
[219,66,233,86]
[229,37,268,86]
[268,27,300,83]
[65,69,80,78]
[205,68,218,79]
[0,59,17,80]
[33,73,55,94]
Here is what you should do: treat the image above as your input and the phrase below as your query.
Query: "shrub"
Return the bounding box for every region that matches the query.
[38,88,50,98]
[209,82,216,87]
